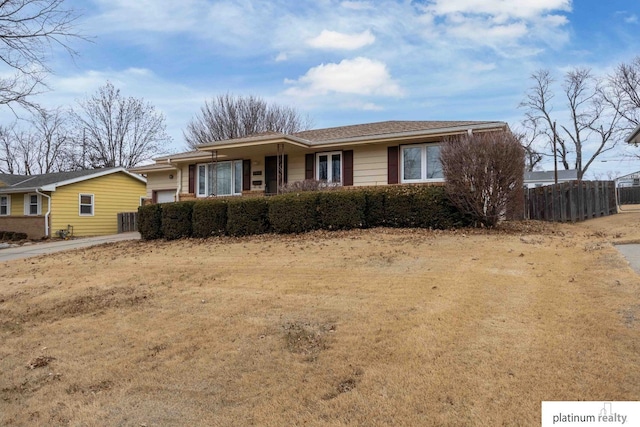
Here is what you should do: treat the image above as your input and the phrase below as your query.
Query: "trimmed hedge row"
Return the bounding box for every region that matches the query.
[138,185,471,240]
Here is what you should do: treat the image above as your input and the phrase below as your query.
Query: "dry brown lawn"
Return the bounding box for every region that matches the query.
[1,213,640,426]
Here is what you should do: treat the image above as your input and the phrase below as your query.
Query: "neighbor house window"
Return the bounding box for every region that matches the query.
[316,151,342,184]
[79,194,94,216]
[24,193,41,215]
[400,144,443,182]
[196,160,243,197]
[0,195,9,216]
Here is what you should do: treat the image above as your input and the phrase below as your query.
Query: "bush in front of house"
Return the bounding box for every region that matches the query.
[268,192,319,234]
[138,204,163,240]
[410,185,472,229]
[226,197,270,237]
[440,131,525,227]
[381,186,417,227]
[11,232,27,241]
[161,201,195,240]
[192,200,228,238]
[316,190,366,230]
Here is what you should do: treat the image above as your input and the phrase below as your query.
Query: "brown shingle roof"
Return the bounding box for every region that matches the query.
[292,121,500,143]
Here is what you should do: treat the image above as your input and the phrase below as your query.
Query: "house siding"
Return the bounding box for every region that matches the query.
[50,172,146,236]
[145,171,177,198]
[8,193,50,216]
[352,145,392,186]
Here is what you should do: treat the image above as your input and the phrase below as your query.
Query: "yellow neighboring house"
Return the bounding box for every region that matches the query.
[0,168,146,239]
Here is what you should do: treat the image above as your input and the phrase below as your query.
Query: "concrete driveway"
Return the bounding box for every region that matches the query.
[616,243,640,275]
[0,232,140,262]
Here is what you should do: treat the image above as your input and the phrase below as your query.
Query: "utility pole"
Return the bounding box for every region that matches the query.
[553,121,558,185]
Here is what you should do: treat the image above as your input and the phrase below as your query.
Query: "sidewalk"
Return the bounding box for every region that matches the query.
[0,232,141,262]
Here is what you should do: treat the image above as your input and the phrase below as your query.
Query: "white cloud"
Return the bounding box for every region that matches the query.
[418,0,571,56]
[625,14,638,24]
[307,30,375,50]
[340,1,374,11]
[284,57,402,98]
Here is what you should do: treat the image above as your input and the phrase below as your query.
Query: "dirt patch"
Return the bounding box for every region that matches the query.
[282,320,335,361]
[14,286,151,325]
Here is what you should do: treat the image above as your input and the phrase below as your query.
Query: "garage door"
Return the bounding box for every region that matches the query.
[156,190,175,204]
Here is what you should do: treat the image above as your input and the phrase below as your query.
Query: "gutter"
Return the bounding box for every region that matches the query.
[35,189,51,238]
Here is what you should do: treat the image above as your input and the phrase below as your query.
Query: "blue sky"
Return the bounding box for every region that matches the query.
[11,0,640,176]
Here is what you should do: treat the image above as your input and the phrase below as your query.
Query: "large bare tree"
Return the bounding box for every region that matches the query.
[72,82,171,168]
[604,56,640,128]
[0,0,84,111]
[0,107,72,174]
[520,68,623,180]
[184,94,312,149]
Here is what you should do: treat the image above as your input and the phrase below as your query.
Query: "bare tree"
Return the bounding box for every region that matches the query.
[512,125,543,172]
[0,0,85,111]
[0,107,73,174]
[520,68,623,180]
[0,123,20,173]
[440,131,525,227]
[72,82,171,168]
[184,94,312,149]
[605,56,640,128]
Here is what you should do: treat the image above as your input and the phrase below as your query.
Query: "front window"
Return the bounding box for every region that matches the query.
[0,195,9,216]
[24,193,41,216]
[317,152,342,184]
[401,144,443,182]
[196,160,243,197]
[79,194,94,216]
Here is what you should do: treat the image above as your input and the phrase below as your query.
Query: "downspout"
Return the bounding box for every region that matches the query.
[167,159,181,201]
[35,189,51,238]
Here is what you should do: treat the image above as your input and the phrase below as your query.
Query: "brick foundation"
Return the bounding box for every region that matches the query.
[0,216,47,239]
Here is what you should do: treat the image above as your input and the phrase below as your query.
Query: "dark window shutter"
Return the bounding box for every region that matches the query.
[343,150,354,186]
[305,153,315,180]
[284,155,289,184]
[188,164,196,193]
[152,190,157,204]
[387,146,399,184]
[243,159,251,191]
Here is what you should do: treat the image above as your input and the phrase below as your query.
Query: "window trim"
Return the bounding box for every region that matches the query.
[79,193,94,216]
[316,151,343,185]
[24,193,41,216]
[196,160,243,197]
[0,194,10,216]
[400,143,443,183]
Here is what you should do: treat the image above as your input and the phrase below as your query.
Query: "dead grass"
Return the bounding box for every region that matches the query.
[1,213,640,425]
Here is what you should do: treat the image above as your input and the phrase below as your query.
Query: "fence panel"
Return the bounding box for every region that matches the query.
[525,180,616,222]
[618,187,640,205]
[117,212,138,233]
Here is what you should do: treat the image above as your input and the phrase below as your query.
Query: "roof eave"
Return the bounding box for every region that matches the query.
[626,124,640,144]
[197,136,310,151]
[310,121,508,147]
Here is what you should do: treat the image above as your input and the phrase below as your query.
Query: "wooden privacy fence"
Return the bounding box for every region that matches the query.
[525,180,617,222]
[618,187,640,205]
[117,212,138,233]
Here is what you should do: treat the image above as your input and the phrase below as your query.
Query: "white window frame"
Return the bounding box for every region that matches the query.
[400,144,443,183]
[316,151,343,185]
[79,193,94,216]
[0,194,10,216]
[196,160,243,197]
[24,193,41,216]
